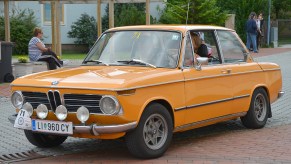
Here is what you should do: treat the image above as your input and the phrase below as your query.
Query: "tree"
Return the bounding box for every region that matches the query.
[0,9,37,55]
[67,13,97,49]
[115,4,146,27]
[102,3,147,31]
[158,0,228,26]
[272,0,291,19]
[217,0,268,42]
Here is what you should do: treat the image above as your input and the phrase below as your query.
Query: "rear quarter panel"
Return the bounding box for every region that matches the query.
[258,62,283,103]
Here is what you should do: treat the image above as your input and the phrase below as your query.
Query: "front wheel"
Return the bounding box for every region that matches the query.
[241,88,270,129]
[125,103,173,159]
[24,130,67,148]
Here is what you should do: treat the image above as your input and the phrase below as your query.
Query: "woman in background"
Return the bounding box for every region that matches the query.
[28,27,62,70]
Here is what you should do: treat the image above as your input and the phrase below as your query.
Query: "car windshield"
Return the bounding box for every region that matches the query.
[83,31,182,68]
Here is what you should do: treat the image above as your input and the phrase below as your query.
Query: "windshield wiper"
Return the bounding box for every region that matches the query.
[117,59,156,68]
[83,60,108,66]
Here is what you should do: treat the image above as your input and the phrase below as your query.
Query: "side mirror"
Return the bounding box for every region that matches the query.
[195,57,208,70]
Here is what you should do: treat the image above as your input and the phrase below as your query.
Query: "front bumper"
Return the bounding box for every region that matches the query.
[8,114,137,136]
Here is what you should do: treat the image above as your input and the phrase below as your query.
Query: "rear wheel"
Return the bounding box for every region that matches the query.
[241,88,270,129]
[125,103,173,159]
[24,130,67,148]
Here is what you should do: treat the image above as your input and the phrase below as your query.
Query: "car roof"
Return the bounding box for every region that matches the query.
[106,25,233,33]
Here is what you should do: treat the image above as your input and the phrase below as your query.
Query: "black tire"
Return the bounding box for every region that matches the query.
[4,73,14,82]
[125,103,173,159]
[241,88,270,129]
[24,130,67,148]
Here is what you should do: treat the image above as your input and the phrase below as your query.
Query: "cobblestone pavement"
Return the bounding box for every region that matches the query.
[0,49,291,163]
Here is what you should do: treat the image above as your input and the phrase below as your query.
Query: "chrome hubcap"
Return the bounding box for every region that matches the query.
[254,93,267,122]
[143,113,168,150]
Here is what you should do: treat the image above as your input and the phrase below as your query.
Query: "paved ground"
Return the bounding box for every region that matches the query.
[0,48,291,163]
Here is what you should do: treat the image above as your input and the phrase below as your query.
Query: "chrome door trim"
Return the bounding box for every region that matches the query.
[174,112,247,132]
[262,68,281,72]
[175,94,250,111]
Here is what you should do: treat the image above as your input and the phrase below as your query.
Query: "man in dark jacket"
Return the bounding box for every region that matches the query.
[246,12,258,53]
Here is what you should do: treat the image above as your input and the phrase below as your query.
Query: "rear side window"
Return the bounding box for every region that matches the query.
[217,31,247,63]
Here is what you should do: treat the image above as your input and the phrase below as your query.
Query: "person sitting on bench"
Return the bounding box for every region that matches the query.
[28,27,62,70]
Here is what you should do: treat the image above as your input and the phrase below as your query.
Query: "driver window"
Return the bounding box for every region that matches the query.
[190,30,221,65]
[183,34,194,67]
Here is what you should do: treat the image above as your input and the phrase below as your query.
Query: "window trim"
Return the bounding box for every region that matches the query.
[182,31,195,69]
[214,30,225,63]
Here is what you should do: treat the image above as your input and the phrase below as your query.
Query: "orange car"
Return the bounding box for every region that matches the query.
[9,25,284,158]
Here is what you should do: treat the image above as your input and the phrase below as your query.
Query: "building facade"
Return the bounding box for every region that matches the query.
[0,1,164,52]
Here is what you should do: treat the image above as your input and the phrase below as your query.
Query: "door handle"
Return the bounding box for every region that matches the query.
[221,69,231,74]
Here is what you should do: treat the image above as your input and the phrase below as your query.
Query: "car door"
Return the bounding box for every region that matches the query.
[216,30,263,114]
[181,30,234,126]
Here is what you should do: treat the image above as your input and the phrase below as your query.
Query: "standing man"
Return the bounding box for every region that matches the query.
[246,12,258,53]
[256,12,264,49]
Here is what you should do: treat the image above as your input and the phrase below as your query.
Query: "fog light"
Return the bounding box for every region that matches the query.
[36,104,48,119]
[100,95,120,115]
[55,105,67,121]
[77,106,90,123]
[22,102,33,116]
[11,91,24,109]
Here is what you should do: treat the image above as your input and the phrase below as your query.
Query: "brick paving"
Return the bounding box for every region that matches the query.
[1,47,291,163]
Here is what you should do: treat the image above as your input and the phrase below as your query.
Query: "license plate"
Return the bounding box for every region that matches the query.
[32,119,73,135]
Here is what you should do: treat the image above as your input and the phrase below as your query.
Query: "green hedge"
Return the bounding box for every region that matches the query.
[0,9,37,55]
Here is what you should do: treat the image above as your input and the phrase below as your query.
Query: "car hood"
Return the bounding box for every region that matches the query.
[11,66,182,91]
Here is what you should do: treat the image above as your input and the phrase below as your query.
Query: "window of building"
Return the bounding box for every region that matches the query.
[43,2,65,25]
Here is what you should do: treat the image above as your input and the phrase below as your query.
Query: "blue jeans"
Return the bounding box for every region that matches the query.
[246,32,257,52]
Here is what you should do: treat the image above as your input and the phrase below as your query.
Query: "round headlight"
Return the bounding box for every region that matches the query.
[55,105,67,121]
[22,102,33,116]
[77,106,90,123]
[11,91,24,109]
[36,104,48,119]
[100,96,120,115]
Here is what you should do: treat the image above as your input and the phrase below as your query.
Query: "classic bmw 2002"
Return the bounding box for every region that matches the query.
[9,25,284,158]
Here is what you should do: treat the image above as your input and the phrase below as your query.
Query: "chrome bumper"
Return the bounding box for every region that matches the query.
[8,114,137,135]
[278,91,285,99]
[74,122,137,135]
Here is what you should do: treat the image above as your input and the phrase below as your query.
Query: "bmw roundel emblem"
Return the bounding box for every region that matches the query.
[51,81,59,85]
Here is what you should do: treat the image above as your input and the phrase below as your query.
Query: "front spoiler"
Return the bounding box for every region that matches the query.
[8,114,137,136]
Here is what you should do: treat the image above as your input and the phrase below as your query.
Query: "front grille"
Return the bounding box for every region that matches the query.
[22,91,51,110]
[64,94,102,113]
[22,91,103,114]
[48,91,62,112]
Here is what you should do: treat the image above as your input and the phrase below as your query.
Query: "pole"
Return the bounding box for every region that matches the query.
[97,0,102,37]
[267,0,271,46]
[4,0,10,42]
[51,1,56,53]
[55,0,62,58]
[109,0,114,28]
[146,0,150,25]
